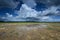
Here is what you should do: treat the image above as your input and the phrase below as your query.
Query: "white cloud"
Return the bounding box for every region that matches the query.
[2,13,26,21]
[40,16,53,22]
[1,4,60,22]
[17,4,38,18]
[41,16,50,20]
[6,13,13,17]
[39,6,60,16]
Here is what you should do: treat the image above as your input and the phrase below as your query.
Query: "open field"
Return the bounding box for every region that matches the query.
[0,23,60,40]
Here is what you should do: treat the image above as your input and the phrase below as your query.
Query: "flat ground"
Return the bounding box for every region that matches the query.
[0,23,60,40]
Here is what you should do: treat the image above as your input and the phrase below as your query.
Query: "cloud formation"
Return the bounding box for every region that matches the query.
[0,0,36,9]
[1,4,60,22]
[39,6,60,16]
[0,0,19,9]
[0,0,60,10]
[22,0,36,8]
[35,0,60,6]
[0,0,60,22]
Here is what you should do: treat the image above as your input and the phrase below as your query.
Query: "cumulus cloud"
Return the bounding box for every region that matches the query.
[0,0,60,22]
[0,4,38,21]
[17,4,60,18]
[1,13,26,21]
[15,4,38,18]
[1,4,60,22]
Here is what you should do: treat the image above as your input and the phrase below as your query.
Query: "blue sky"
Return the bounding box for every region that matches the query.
[0,0,60,22]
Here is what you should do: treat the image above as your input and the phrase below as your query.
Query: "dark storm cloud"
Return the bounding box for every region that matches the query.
[0,0,19,9]
[17,0,36,8]
[35,0,60,6]
[0,0,36,9]
[0,0,60,9]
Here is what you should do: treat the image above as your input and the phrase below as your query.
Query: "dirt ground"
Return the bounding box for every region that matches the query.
[0,23,60,40]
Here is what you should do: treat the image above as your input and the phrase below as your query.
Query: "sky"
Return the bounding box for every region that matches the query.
[0,0,60,22]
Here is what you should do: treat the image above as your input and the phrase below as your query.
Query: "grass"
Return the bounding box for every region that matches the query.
[0,22,60,40]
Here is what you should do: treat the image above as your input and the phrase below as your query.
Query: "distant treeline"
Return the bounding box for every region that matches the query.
[0,21,60,23]
[0,21,40,23]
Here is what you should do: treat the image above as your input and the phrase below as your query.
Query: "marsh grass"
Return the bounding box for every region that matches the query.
[0,23,60,40]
